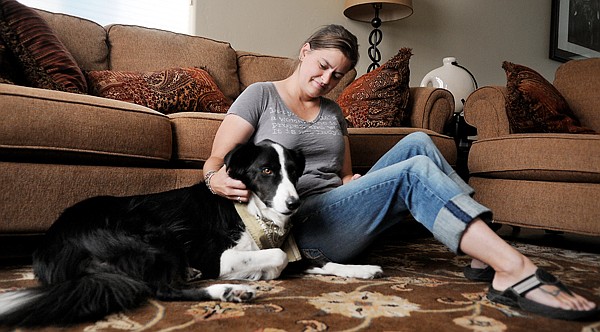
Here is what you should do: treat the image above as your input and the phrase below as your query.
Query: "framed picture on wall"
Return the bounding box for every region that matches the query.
[550,0,600,62]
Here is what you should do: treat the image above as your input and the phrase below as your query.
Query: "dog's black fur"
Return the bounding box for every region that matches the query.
[0,140,305,327]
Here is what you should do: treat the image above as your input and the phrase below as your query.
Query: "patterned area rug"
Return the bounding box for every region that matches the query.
[1,231,599,332]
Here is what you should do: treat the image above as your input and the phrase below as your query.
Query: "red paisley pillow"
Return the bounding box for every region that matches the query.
[337,48,412,128]
[87,67,232,114]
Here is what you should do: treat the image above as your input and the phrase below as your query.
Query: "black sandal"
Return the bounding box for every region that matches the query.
[487,268,600,320]
[463,265,495,282]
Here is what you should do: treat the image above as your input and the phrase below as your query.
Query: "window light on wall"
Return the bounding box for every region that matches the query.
[18,0,196,35]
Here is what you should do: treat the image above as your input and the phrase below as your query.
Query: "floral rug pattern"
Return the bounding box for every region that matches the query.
[1,237,599,332]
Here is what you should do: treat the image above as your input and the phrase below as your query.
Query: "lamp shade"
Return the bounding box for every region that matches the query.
[343,0,413,22]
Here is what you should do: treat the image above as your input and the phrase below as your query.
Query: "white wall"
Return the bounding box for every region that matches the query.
[195,0,562,87]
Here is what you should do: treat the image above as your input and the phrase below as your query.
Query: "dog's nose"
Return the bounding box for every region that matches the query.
[286,196,300,211]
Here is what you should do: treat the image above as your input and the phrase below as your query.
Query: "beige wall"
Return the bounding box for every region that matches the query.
[195,0,562,87]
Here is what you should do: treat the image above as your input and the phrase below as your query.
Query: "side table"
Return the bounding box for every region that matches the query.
[447,112,477,181]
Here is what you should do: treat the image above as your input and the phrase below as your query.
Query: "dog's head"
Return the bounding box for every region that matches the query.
[224,140,305,224]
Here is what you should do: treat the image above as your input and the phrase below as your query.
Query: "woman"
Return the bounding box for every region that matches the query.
[203,24,597,320]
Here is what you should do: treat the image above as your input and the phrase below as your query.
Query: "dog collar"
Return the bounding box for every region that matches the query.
[234,203,302,262]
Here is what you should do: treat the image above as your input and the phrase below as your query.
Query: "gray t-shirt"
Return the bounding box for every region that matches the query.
[227,82,348,197]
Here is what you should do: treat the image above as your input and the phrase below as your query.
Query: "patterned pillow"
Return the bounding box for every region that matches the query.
[503,61,595,134]
[337,48,412,128]
[0,0,87,93]
[87,67,232,114]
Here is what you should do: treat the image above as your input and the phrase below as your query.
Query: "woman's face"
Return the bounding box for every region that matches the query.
[297,43,353,98]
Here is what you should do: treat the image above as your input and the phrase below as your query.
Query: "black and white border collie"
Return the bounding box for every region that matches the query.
[0,140,382,327]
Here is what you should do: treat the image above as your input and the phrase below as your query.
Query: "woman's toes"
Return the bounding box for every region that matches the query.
[529,285,595,311]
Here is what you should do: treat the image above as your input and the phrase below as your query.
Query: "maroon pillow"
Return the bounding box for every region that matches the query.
[337,48,412,128]
[0,0,87,93]
[0,40,19,84]
[87,67,232,114]
[503,61,595,134]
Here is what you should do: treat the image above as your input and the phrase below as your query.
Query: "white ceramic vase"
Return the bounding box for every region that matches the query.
[420,57,476,113]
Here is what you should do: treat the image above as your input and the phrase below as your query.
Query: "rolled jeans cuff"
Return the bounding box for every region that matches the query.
[431,193,492,254]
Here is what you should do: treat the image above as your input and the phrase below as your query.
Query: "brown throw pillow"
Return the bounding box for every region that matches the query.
[0,0,87,93]
[503,61,595,134]
[0,40,19,84]
[337,48,412,128]
[87,67,232,114]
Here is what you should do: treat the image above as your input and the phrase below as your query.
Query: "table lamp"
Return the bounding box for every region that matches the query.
[420,57,478,113]
[343,0,413,72]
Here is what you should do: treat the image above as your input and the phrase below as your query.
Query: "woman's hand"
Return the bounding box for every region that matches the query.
[342,173,362,184]
[203,115,255,203]
[207,166,249,203]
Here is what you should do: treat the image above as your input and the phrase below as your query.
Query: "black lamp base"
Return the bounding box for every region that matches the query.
[367,4,383,72]
[367,28,382,72]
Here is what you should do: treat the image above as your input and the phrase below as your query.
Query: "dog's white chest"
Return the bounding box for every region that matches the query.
[234,232,260,251]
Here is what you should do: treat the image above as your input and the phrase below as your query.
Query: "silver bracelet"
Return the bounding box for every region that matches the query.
[204,170,218,195]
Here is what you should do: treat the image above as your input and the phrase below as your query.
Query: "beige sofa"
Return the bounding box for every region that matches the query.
[0,8,456,235]
[464,58,600,236]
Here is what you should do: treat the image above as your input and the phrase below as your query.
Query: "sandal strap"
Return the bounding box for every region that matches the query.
[511,268,570,296]
[512,273,542,295]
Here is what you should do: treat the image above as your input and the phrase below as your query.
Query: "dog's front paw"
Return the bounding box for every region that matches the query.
[259,248,288,280]
[206,284,256,302]
[305,263,383,279]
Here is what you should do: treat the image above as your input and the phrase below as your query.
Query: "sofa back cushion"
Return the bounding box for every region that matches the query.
[553,58,600,132]
[237,52,295,92]
[35,9,109,72]
[107,25,240,101]
[236,51,356,101]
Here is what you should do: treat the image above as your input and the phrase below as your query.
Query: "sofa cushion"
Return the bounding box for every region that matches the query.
[236,51,356,101]
[0,84,172,165]
[168,112,226,165]
[0,0,87,93]
[347,128,457,172]
[469,177,600,235]
[107,24,240,101]
[87,67,231,114]
[468,134,600,182]
[337,48,412,128]
[167,114,458,170]
[35,9,109,72]
[502,61,595,134]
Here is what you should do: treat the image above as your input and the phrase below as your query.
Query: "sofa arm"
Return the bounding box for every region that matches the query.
[463,86,511,139]
[408,87,454,133]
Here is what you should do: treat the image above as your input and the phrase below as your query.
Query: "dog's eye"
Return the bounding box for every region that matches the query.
[262,168,273,175]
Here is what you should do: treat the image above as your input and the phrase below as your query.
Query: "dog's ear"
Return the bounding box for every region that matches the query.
[223,143,243,167]
[289,149,305,179]
[224,142,257,180]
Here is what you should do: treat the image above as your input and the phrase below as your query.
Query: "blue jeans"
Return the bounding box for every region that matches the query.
[292,131,492,263]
